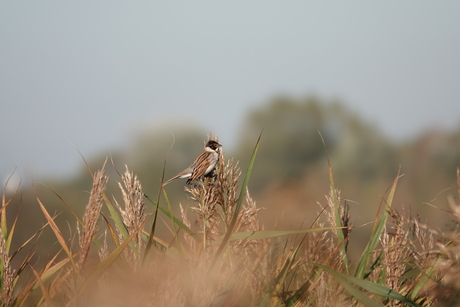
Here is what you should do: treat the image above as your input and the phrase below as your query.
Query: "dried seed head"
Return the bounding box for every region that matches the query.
[114,166,145,268]
[77,167,108,271]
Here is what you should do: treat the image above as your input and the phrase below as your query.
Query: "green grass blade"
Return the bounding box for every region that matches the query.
[349,278,421,307]
[410,264,436,301]
[103,194,138,254]
[162,188,182,250]
[143,192,160,263]
[311,263,383,307]
[312,263,421,307]
[144,142,172,262]
[355,168,401,279]
[211,129,263,269]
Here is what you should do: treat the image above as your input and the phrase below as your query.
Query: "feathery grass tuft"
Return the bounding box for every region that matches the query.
[77,166,108,272]
[113,166,145,268]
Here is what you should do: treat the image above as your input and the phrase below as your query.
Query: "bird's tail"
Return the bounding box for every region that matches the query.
[162,174,181,187]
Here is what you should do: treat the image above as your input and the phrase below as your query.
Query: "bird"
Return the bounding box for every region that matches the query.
[162,139,222,186]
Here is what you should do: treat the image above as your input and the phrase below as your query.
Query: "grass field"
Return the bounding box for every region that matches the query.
[1,136,460,306]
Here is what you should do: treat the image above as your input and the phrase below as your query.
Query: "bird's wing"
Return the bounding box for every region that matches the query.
[188,151,212,183]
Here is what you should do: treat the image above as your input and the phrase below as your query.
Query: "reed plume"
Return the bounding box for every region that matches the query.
[77,166,108,271]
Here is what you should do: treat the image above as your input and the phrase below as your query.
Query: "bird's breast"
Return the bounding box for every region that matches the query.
[204,152,219,175]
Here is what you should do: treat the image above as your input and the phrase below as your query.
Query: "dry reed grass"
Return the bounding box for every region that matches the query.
[113,166,145,269]
[3,140,460,306]
[77,167,109,272]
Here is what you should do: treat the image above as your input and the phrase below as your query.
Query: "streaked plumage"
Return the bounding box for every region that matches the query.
[162,140,222,186]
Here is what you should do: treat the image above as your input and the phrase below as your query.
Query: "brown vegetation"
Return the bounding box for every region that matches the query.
[2,132,460,306]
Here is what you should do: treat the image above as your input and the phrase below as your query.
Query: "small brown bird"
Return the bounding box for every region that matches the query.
[162,140,222,186]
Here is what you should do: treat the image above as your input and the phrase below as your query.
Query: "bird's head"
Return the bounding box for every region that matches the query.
[205,140,222,152]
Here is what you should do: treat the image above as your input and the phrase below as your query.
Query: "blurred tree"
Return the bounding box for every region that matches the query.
[235,95,397,191]
[331,111,399,182]
[236,96,330,189]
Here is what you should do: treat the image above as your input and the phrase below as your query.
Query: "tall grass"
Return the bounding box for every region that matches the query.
[1,136,460,306]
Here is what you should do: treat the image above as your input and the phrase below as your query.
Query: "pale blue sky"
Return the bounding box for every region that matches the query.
[1,1,460,183]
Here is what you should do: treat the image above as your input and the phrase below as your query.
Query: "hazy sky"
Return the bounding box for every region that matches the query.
[1,1,460,183]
